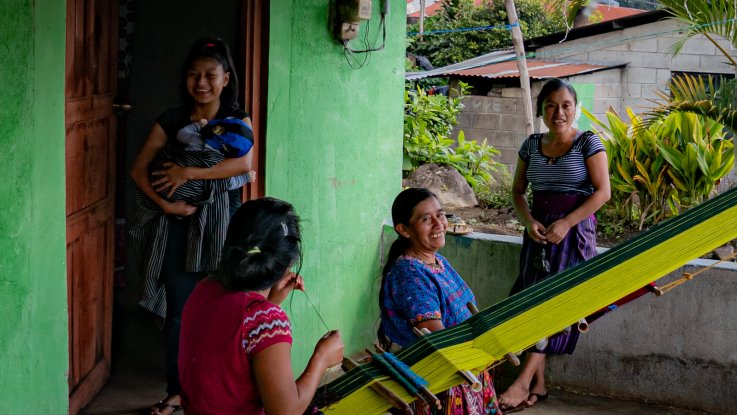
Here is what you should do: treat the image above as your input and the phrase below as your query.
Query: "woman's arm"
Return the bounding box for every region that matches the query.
[253,331,344,415]
[151,116,254,196]
[511,158,547,243]
[545,151,611,244]
[130,123,196,217]
[415,319,445,333]
[268,272,305,305]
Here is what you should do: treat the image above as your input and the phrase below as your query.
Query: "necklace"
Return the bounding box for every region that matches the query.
[544,155,560,165]
[541,131,577,165]
[406,250,441,269]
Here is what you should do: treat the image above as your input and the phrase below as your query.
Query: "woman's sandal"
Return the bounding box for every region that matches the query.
[151,399,182,415]
[446,214,474,235]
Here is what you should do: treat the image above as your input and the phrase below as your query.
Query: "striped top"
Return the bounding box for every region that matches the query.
[129,106,243,318]
[519,131,605,196]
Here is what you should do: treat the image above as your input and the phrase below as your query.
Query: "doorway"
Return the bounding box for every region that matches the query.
[67,1,268,413]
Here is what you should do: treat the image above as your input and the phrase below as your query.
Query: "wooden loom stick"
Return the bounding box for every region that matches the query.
[466,302,521,366]
[412,326,483,393]
[655,251,737,296]
[654,273,693,296]
[577,318,590,333]
[371,345,442,410]
[341,357,414,415]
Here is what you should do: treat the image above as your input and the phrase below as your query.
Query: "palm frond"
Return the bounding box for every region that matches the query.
[544,0,592,28]
[659,0,737,65]
[642,74,737,135]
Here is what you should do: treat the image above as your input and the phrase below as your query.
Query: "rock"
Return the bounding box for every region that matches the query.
[405,163,478,208]
[713,244,735,261]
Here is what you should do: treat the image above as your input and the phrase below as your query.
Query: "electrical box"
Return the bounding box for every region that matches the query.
[334,0,372,42]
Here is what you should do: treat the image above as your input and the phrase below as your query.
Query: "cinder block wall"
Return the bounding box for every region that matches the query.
[547,259,737,415]
[455,94,536,168]
[455,69,624,172]
[537,19,737,113]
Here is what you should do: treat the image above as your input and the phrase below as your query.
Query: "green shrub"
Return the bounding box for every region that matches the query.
[407,0,565,67]
[476,168,514,209]
[584,107,734,229]
[404,82,500,192]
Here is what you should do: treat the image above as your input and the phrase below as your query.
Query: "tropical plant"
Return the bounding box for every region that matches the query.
[586,107,672,227]
[403,85,466,166]
[643,0,737,135]
[450,131,501,190]
[657,110,735,206]
[585,107,734,229]
[403,82,500,191]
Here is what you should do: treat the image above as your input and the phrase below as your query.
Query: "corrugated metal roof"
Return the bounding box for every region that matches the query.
[406,49,515,81]
[408,58,617,81]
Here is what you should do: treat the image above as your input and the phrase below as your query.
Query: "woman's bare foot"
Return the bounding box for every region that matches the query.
[498,382,530,409]
[151,394,181,415]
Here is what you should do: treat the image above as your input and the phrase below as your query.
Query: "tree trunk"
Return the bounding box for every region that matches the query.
[419,0,426,41]
[504,0,534,136]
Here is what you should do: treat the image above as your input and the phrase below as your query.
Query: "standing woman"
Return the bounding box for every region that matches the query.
[129,37,252,415]
[498,78,610,412]
[379,188,503,415]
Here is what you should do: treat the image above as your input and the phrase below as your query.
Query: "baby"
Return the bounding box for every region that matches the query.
[177,117,256,189]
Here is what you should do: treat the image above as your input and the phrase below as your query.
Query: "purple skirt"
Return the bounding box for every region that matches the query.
[511,192,599,355]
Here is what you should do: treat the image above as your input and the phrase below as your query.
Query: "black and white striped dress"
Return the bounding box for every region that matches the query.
[129,107,246,318]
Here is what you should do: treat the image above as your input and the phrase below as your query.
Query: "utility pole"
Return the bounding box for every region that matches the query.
[419,0,426,41]
[504,0,534,136]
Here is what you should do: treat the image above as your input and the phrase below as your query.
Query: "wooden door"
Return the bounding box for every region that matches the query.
[242,0,269,200]
[65,0,117,413]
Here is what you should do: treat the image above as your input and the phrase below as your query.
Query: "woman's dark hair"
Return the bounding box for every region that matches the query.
[536,78,577,117]
[377,188,439,347]
[213,197,302,292]
[180,37,240,112]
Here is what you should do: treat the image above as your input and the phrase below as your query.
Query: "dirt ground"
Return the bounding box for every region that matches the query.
[447,205,737,260]
[448,206,658,248]
[448,206,523,238]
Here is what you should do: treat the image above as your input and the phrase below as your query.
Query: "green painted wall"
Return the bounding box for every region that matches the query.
[0,0,69,413]
[571,82,595,132]
[266,1,406,369]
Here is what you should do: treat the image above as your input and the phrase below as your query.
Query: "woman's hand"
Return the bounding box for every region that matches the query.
[525,219,548,244]
[314,330,344,368]
[162,200,197,217]
[545,219,572,244]
[268,272,304,305]
[151,162,191,197]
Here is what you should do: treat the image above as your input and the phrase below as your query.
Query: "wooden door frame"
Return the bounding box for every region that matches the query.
[242,0,269,200]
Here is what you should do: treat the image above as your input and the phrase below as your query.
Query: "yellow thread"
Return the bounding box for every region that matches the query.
[322,204,737,414]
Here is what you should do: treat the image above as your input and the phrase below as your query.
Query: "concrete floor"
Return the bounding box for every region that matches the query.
[80,302,714,415]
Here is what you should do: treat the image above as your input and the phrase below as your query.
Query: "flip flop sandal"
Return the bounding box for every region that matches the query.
[500,401,529,413]
[151,400,182,415]
[446,214,473,235]
[527,392,548,405]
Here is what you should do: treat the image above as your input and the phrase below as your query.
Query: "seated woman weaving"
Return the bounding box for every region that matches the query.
[378,188,503,415]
